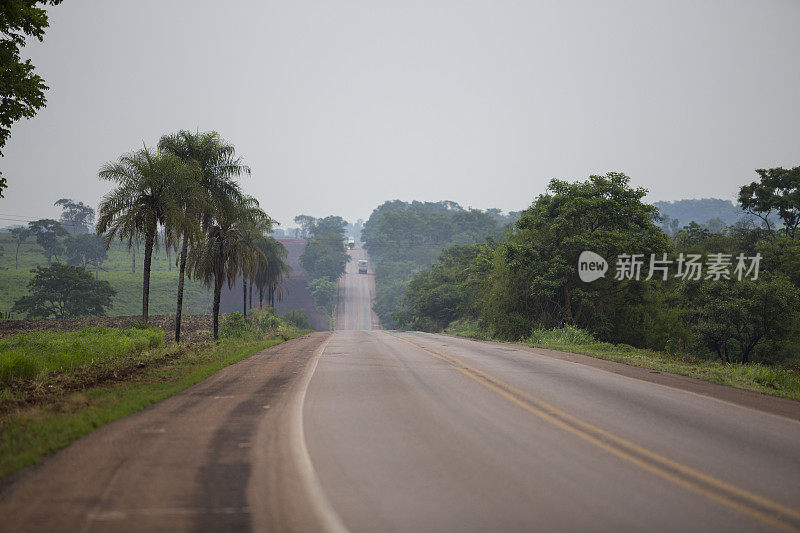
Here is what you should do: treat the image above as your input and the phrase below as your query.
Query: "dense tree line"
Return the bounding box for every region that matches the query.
[297,215,348,321]
[361,200,517,328]
[395,170,800,366]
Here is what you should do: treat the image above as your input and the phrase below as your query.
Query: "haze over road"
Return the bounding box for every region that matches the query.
[1,245,799,532]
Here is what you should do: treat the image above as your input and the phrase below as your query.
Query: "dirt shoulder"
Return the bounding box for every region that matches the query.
[0,332,330,532]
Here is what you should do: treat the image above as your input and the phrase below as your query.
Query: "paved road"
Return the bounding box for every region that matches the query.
[335,246,379,331]
[2,244,800,532]
[305,245,800,532]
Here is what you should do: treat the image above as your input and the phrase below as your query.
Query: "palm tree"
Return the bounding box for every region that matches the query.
[255,237,290,309]
[97,147,194,323]
[189,197,273,339]
[158,130,249,342]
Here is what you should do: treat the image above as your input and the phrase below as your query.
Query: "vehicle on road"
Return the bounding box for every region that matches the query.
[347,237,355,249]
[358,259,368,274]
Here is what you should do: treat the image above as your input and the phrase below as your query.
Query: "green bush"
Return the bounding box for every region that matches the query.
[526,325,597,346]
[0,326,164,384]
[220,309,300,340]
[283,309,312,330]
[444,319,491,340]
[220,312,253,339]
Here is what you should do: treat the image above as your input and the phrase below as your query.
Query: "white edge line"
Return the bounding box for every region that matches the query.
[289,332,350,533]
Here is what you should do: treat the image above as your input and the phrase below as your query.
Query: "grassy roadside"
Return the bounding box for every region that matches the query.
[0,331,304,481]
[445,322,800,402]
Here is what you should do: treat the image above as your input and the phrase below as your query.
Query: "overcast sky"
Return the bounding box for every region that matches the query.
[2,0,799,228]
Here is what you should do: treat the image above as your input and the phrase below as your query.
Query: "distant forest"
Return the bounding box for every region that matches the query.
[654,198,745,227]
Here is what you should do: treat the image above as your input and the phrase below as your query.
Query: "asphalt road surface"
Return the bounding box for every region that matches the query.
[1,245,799,532]
[335,246,380,331]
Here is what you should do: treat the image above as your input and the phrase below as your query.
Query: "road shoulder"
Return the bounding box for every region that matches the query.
[0,332,331,532]
[439,333,800,422]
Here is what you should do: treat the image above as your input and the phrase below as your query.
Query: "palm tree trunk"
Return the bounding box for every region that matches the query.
[259,287,264,309]
[174,233,189,343]
[142,231,155,323]
[249,282,253,312]
[242,275,247,317]
[213,271,223,340]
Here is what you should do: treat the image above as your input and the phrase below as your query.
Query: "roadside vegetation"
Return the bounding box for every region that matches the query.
[447,322,800,400]
[296,214,349,328]
[389,168,800,398]
[361,200,519,328]
[0,311,308,480]
[0,326,162,385]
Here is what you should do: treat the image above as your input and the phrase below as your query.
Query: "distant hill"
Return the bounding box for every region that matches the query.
[653,198,745,227]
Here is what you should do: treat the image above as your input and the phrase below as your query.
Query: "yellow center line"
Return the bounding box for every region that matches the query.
[390,333,800,533]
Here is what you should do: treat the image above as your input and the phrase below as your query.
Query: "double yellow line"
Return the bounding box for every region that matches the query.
[392,334,800,532]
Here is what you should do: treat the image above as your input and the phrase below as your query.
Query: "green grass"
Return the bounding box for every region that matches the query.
[0,232,211,317]
[0,334,301,480]
[0,327,164,384]
[446,321,800,401]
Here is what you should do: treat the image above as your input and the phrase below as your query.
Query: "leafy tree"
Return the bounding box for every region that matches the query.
[309,277,338,317]
[28,218,66,263]
[294,214,316,238]
[282,309,311,330]
[739,166,800,239]
[97,147,194,323]
[54,198,95,234]
[482,173,671,340]
[682,275,800,363]
[298,214,348,282]
[64,233,107,275]
[12,263,115,318]
[9,226,31,269]
[311,215,348,238]
[0,0,63,197]
[673,222,712,249]
[395,244,486,331]
[299,233,348,282]
[158,130,245,342]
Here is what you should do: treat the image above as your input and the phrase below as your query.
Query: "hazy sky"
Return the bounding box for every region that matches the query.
[2,0,799,228]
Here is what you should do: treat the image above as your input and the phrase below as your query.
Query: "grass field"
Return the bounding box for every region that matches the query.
[0,232,211,317]
[445,321,800,401]
[0,326,164,385]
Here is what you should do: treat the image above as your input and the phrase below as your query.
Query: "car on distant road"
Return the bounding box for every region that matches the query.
[347,237,355,249]
[358,260,368,274]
